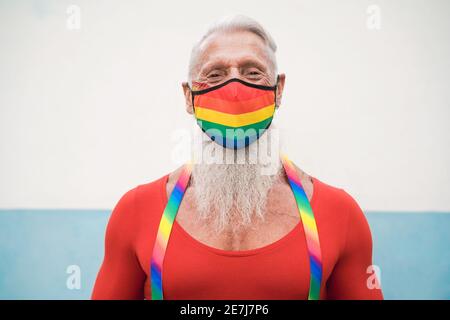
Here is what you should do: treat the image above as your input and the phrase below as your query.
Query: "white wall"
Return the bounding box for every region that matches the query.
[0,0,449,211]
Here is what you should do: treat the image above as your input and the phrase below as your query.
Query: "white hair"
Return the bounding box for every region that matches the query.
[188,14,278,84]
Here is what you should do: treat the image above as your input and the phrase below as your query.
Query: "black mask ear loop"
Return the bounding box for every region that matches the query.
[274,74,280,109]
[187,83,196,114]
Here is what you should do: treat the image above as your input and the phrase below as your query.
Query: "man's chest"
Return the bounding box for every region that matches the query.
[174,184,304,251]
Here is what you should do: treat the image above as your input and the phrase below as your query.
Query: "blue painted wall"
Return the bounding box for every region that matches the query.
[0,210,449,299]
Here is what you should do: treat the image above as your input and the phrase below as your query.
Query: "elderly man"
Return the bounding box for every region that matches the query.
[92,15,383,300]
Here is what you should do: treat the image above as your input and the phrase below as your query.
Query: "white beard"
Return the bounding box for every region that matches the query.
[191,124,282,235]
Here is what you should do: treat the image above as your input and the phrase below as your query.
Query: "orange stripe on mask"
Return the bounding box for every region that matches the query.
[196,81,274,102]
[194,91,275,114]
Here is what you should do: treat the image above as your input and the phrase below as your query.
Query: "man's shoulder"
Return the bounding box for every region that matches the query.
[135,165,185,201]
[135,174,169,202]
[314,177,352,205]
[314,177,372,250]
[314,177,366,221]
[111,173,169,216]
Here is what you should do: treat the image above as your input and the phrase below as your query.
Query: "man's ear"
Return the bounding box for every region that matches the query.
[275,73,286,107]
[182,82,194,114]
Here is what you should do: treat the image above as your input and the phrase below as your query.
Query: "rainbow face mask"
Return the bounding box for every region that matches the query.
[190,77,279,149]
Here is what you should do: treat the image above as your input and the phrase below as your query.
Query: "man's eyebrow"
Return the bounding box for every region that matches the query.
[239,59,268,71]
[199,62,228,74]
[199,58,269,75]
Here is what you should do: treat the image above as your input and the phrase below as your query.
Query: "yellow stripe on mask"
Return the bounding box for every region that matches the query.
[194,104,275,127]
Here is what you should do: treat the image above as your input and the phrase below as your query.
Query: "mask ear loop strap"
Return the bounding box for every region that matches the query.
[186,83,196,114]
[274,74,280,109]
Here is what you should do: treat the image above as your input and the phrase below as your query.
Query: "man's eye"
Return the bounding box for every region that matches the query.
[246,70,262,77]
[207,72,223,78]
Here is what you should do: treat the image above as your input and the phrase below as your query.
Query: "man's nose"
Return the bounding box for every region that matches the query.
[228,67,241,80]
[226,68,245,98]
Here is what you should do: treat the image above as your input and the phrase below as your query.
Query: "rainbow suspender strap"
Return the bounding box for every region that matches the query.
[150,155,323,300]
[281,154,323,299]
[150,162,193,300]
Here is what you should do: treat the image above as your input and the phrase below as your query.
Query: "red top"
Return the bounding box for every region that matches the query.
[92,174,383,300]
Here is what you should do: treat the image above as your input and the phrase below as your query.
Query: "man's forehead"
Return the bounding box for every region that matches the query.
[200,29,267,50]
[197,30,271,68]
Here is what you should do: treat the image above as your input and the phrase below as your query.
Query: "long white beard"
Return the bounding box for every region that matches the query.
[191,124,282,235]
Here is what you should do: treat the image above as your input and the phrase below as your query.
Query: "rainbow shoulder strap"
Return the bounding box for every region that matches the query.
[281,154,323,299]
[150,155,323,300]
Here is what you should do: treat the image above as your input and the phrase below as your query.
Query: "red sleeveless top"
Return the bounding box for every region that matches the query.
[92,174,383,300]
